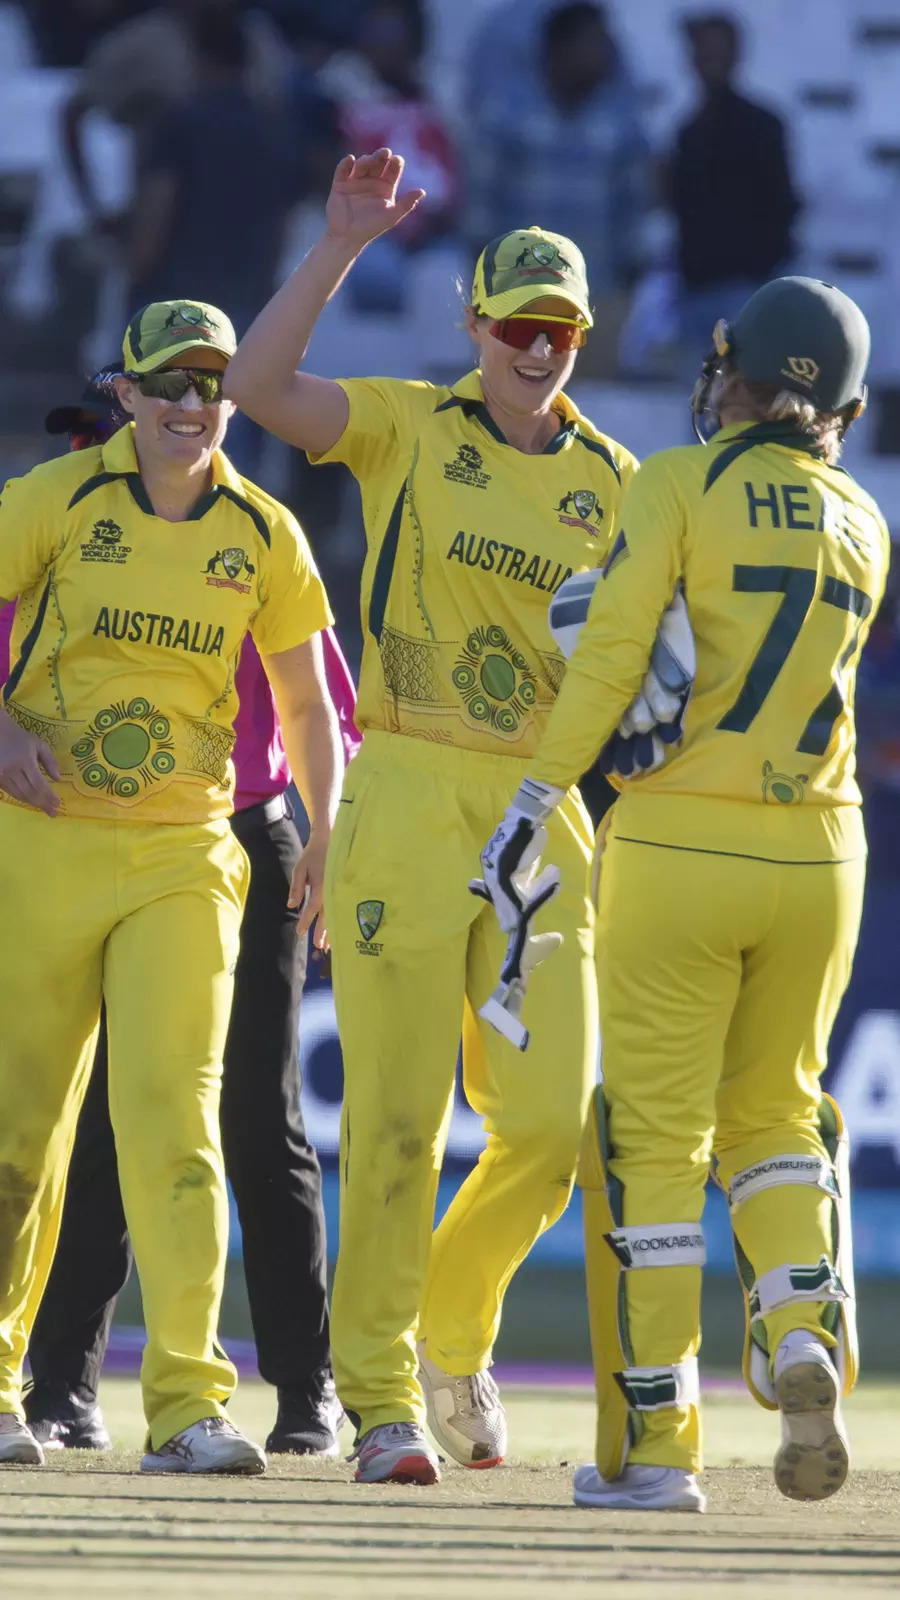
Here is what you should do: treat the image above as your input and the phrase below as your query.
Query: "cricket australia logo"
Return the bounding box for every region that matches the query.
[81,518,132,565]
[204,546,256,594]
[555,488,604,532]
[162,303,217,344]
[514,241,572,274]
[356,899,384,956]
[443,443,491,489]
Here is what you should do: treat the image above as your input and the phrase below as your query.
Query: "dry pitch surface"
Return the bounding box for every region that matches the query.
[0,1378,898,1599]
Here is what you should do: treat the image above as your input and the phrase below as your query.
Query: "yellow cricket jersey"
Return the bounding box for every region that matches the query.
[536,421,891,862]
[0,425,331,823]
[312,369,637,756]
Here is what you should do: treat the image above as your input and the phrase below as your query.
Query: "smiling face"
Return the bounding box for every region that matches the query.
[466,296,582,421]
[114,346,235,477]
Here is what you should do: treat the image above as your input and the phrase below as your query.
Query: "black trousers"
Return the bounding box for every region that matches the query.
[28,804,331,1399]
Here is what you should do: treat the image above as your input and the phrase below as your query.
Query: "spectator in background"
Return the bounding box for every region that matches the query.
[21,0,147,68]
[317,0,460,312]
[464,2,650,376]
[126,12,339,475]
[667,12,799,373]
[61,0,288,234]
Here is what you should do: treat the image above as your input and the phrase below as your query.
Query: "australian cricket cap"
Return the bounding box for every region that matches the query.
[728,276,870,411]
[471,228,593,327]
[121,299,237,374]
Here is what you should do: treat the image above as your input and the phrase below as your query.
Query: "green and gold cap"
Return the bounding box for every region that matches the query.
[471,228,593,327]
[122,300,237,374]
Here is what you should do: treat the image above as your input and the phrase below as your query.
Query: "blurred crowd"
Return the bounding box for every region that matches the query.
[2,0,800,373]
[1,0,899,816]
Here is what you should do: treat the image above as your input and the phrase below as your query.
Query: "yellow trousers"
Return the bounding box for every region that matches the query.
[326,731,596,1435]
[583,828,865,1475]
[0,801,248,1448]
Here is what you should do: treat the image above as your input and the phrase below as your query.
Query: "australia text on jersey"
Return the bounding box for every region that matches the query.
[93,606,225,656]
[446,531,573,593]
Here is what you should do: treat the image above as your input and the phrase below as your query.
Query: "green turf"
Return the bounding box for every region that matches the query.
[82,1373,900,1473]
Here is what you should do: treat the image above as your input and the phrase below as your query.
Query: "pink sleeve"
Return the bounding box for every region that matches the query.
[0,602,14,685]
[322,626,361,763]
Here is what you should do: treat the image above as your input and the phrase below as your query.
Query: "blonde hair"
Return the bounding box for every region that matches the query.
[719,370,846,464]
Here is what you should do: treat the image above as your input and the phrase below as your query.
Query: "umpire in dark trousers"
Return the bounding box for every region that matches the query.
[7,381,358,1455]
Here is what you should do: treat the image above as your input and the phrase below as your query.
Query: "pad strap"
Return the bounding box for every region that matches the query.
[750,1255,848,1317]
[604,1223,706,1269]
[615,1357,700,1412]
[728,1154,838,1212]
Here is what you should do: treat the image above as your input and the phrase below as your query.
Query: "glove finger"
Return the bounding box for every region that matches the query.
[633,731,656,770]
[511,825,549,892]
[644,679,681,722]
[521,930,564,974]
[627,693,655,735]
[469,877,492,902]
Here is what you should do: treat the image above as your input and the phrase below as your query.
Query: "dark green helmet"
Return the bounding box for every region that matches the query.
[726,276,870,412]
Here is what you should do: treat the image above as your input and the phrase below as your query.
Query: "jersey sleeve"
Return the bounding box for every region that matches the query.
[535,453,685,789]
[251,508,334,657]
[0,470,57,602]
[308,376,435,479]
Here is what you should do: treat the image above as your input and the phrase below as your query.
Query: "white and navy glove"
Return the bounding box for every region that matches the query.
[549,573,695,780]
[471,778,564,1050]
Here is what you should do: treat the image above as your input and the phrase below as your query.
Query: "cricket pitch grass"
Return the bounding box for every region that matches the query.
[1,1378,898,1598]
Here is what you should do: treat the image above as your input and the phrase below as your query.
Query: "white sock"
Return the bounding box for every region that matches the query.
[773,1329,831,1381]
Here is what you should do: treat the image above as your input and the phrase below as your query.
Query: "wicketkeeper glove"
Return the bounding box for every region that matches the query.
[549,573,696,780]
[470,780,565,1050]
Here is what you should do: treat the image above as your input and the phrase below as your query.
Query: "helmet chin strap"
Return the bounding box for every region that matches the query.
[690,317,733,443]
[690,348,724,443]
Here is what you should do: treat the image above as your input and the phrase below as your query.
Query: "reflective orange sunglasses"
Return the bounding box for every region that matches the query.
[489,314,588,353]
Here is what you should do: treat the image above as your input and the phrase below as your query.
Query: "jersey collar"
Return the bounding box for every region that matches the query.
[98,423,244,517]
[702,419,843,495]
[440,368,582,453]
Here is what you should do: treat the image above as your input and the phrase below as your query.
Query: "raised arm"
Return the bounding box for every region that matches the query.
[223,148,425,456]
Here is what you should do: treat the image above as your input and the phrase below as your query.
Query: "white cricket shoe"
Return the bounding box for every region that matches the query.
[350,1422,440,1484]
[0,1413,44,1466]
[773,1333,849,1502]
[573,1462,706,1512]
[141,1416,266,1475]
[417,1342,507,1468]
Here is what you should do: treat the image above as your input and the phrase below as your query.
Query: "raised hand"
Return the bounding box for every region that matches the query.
[324,149,426,254]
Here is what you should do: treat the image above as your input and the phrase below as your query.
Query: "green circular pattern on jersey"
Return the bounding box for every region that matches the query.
[152,750,176,775]
[94,707,118,731]
[452,664,476,690]
[468,695,491,721]
[127,697,151,718]
[71,737,93,759]
[149,715,171,740]
[480,654,516,701]
[772,780,796,803]
[83,762,109,788]
[114,775,140,798]
[101,722,152,770]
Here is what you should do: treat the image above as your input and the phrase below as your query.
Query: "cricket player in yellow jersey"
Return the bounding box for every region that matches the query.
[225,148,638,1483]
[480,277,889,1511]
[0,299,341,1473]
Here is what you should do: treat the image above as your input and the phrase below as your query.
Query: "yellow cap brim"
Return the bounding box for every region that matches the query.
[477,283,593,329]
[128,337,235,374]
